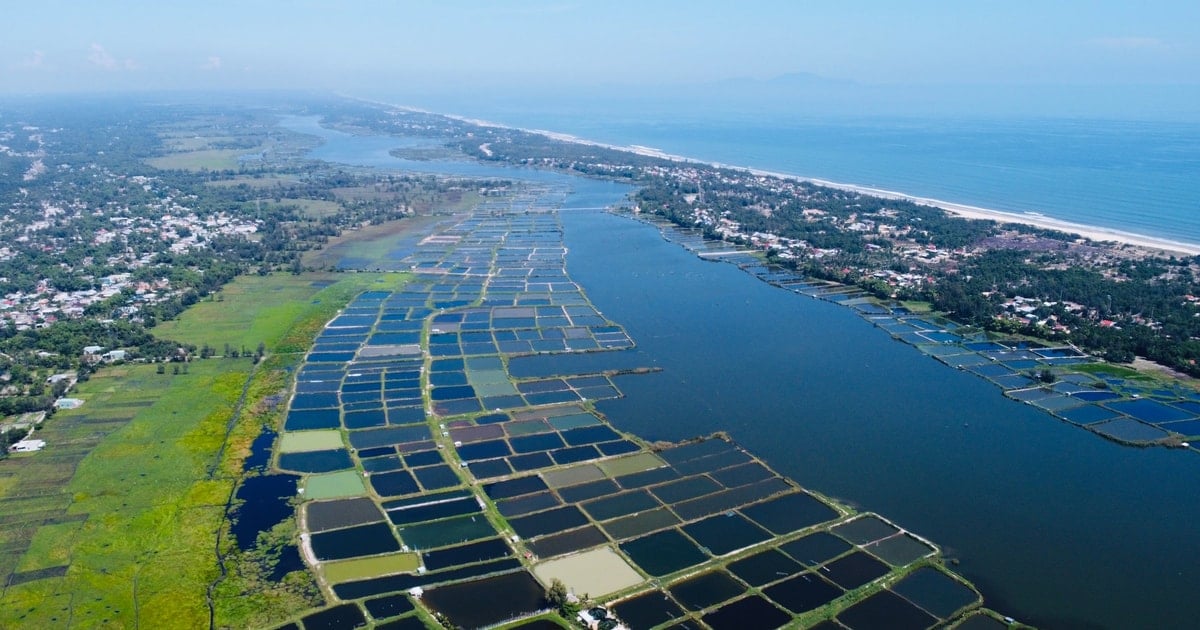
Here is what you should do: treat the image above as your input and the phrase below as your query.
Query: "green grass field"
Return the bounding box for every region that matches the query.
[0,271,409,629]
[0,361,246,628]
[206,175,301,189]
[1073,362,1151,380]
[280,199,344,219]
[160,134,241,152]
[303,214,447,270]
[154,273,337,353]
[154,272,405,354]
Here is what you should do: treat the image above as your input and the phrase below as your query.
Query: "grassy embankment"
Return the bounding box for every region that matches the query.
[0,271,406,629]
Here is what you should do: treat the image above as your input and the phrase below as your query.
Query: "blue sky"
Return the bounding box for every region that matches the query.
[3,1,1197,101]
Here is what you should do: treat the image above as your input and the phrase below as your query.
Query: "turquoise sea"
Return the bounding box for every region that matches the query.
[415,105,1200,247]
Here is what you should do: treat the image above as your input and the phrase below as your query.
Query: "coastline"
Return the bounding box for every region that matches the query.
[361,97,1200,257]
[787,177,1200,256]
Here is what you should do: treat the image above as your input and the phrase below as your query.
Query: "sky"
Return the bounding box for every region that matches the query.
[2,1,1198,116]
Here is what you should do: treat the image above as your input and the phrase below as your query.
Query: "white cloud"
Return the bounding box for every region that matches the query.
[20,50,46,68]
[1090,37,1168,51]
[201,56,222,70]
[88,43,117,69]
[87,43,139,71]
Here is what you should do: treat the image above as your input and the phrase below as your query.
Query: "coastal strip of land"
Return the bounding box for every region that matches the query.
[792,177,1200,256]
[379,100,1200,257]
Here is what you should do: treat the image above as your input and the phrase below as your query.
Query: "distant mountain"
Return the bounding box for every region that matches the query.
[711,72,859,89]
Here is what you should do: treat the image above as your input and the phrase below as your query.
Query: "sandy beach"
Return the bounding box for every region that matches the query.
[791,177,1200,256]
[366,98,1200,257]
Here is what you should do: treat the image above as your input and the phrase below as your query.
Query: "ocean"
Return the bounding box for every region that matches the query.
[408,104,1200,247]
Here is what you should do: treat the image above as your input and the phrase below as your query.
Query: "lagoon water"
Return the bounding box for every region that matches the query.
[283,115,574,186]
[568,210,1200,630]
[285,114,1200,629]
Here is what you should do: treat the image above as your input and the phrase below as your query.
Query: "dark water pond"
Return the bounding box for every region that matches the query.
[508,505,589,539]
[700,595,792,630]
[727,549,803,587]
[780,532,852,568]
[837,589,938,630]
[821,551,892,590]
[669,570,745,611]
[582,489,659,521]
[363,593,414,620]
[619,529,707,577]
[310,522,400,561]
[398,513,495,549]
[242,428,276,472]
[611,590,687,629]
[891,566,980,619]
[527,524,609,558]
[421,538,511,572]
[422,571,546,629]
[681,513,772,556]
[231,473,299,550]
[300,603,366,630]
[497,491,560,518]
[739,492,839,535]
[601,507,681,540]
[763,572,844,615]
[278,449,353,474]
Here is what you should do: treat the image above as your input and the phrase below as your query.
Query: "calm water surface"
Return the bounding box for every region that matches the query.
[566,209,1200,630]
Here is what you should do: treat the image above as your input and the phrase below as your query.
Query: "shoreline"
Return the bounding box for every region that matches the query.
[355,96,1200,257]
[781,177,1200,256]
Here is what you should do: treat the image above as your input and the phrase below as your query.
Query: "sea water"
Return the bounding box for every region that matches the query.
[423,106,1200,247]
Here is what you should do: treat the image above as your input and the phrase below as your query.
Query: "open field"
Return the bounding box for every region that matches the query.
[332,185,408,202]
[154,272,405,354]
[302,214,450,270]
[276,199,344,219]
[1072,362,1151,380]
[206,175,301,189]
[146,148,249,171]
[0,361,247,629]
[160,134,242,152]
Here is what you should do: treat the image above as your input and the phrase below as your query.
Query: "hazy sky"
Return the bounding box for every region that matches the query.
[3,1,1197,97]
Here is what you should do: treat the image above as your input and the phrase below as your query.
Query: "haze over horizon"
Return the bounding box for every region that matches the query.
[3,1,1199,119]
